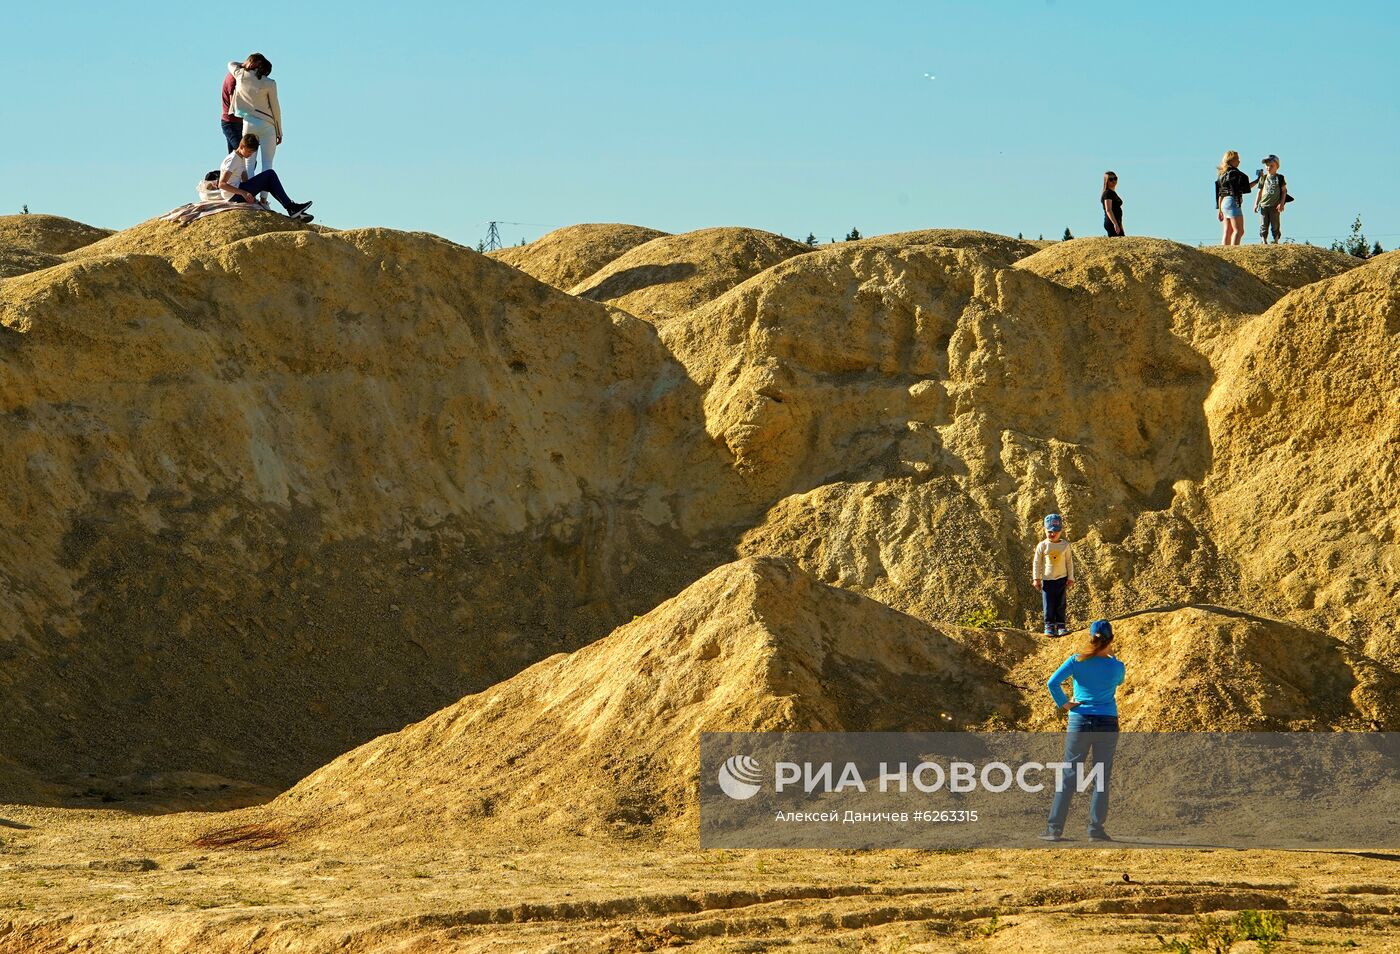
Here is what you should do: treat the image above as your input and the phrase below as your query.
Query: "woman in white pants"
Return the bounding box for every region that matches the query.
[228,54,282,176]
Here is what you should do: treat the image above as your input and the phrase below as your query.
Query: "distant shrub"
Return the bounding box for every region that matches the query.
[956,606,1008,629]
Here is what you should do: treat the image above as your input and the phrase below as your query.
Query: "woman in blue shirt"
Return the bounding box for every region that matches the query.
[1040,619,1125,842]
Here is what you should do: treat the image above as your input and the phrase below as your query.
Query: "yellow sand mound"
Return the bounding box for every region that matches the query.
[0,213,111,256]
[489,223,667,290]
[1205,254,1400,664]
[858,227,1041,267]
[1201,243,1361,292]
[262,558,1018,846]
[570,227,807,322]
[0,221,732,800]
[62,210,319,267]
[1012,607,1400,731]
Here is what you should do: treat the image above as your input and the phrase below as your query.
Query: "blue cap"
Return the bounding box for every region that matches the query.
[1089,619,1113,640]
[1043,513,1063,530]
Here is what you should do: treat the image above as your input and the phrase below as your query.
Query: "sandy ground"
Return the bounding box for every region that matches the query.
[1,804,1397,952]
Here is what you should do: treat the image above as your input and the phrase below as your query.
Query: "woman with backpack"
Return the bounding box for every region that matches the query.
[228,53,282,177]
[1215,150,1258,246]
[1101,171,1124,236]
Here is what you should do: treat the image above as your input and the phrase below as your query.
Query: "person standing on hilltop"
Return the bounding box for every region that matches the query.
[1215,150,1258,246]
[228,54,283,180]
[1254,155,1288,244]
[1101,172,1124,236]
[1040,620,1125,842]
[220,72,242,154]
[1032,513,1076,636]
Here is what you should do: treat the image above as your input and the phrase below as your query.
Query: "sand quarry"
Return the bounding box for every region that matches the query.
[0,212,1398,951]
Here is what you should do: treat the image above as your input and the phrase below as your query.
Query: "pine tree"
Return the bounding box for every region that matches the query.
[476,240,486,254]
[1017,232,1023,240]
[1373,241,1385,257]
[1038,234,1044,241]
[1062,227,1074,241]
[1330,215,1370,258]
[804,232,818,248]
[845,227,862,241]
[21,204,28,214]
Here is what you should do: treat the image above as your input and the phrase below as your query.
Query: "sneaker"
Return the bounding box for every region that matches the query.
[1057,625,1069,636]
[1038,827,1063,842]
[293,212,315,224]
[1044,626,1056,637]
[1088,829,1113,842]
[286,200,313,218]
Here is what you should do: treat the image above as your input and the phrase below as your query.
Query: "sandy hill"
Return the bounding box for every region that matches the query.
[0,217,742,801]
[661,238,1240,624]
[258,557,1018,845]
[0,213,111,255]
[2,214,1395,813]
[1011,607,1400,732]
[247,585,1399,850]
[1204,253,1400,665]
[61,210,321,266]
[570,227,808,322]
[0,213,112,278]
[1201,243,1361,292]
[488,223,667,290]
[853,227,1041,267]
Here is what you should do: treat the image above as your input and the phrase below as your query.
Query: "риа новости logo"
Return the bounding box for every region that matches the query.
[717,755,763,800]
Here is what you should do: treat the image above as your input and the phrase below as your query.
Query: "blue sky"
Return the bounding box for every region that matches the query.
[8,1,1398,248]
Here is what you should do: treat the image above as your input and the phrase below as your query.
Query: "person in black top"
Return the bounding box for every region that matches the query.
[1101,172,1124,236]
[1215,150,1259,245]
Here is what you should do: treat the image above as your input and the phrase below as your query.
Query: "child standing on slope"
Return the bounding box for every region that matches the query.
[1032,513,1076,636]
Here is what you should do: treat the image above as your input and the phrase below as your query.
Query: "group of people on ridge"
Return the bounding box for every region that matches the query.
[1031,512,1127,843]
[208,53,314,222]
[1096,152,1291,245]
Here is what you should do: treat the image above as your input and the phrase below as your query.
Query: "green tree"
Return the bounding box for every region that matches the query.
[1016,231,1023,240]
[804,232,818,247]
[1062,227,1074,241]
[475,240,486,253]
[1330,215,1370,258]
[21,204,28,214]
[1373,240,1385,257]
[845,227,862,241]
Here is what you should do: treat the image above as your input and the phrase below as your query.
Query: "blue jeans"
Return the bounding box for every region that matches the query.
[1041,577,1068,629]
[1046,712,1119,835]
[222,119,244,154]
[230,170,297,213]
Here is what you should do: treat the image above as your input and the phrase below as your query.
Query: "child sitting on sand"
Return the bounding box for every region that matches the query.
[1032,513,1076,636]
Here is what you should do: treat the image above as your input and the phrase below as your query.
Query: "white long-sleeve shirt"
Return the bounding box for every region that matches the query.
[1032,539,1075,583]
[228,62,283,138]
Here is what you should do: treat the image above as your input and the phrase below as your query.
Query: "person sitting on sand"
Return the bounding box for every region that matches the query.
[1041,619,1125,843]
[1101,171,1124,236]
[219,134,313,220]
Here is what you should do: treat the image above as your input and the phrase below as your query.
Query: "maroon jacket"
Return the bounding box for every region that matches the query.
[221,73,237,122]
